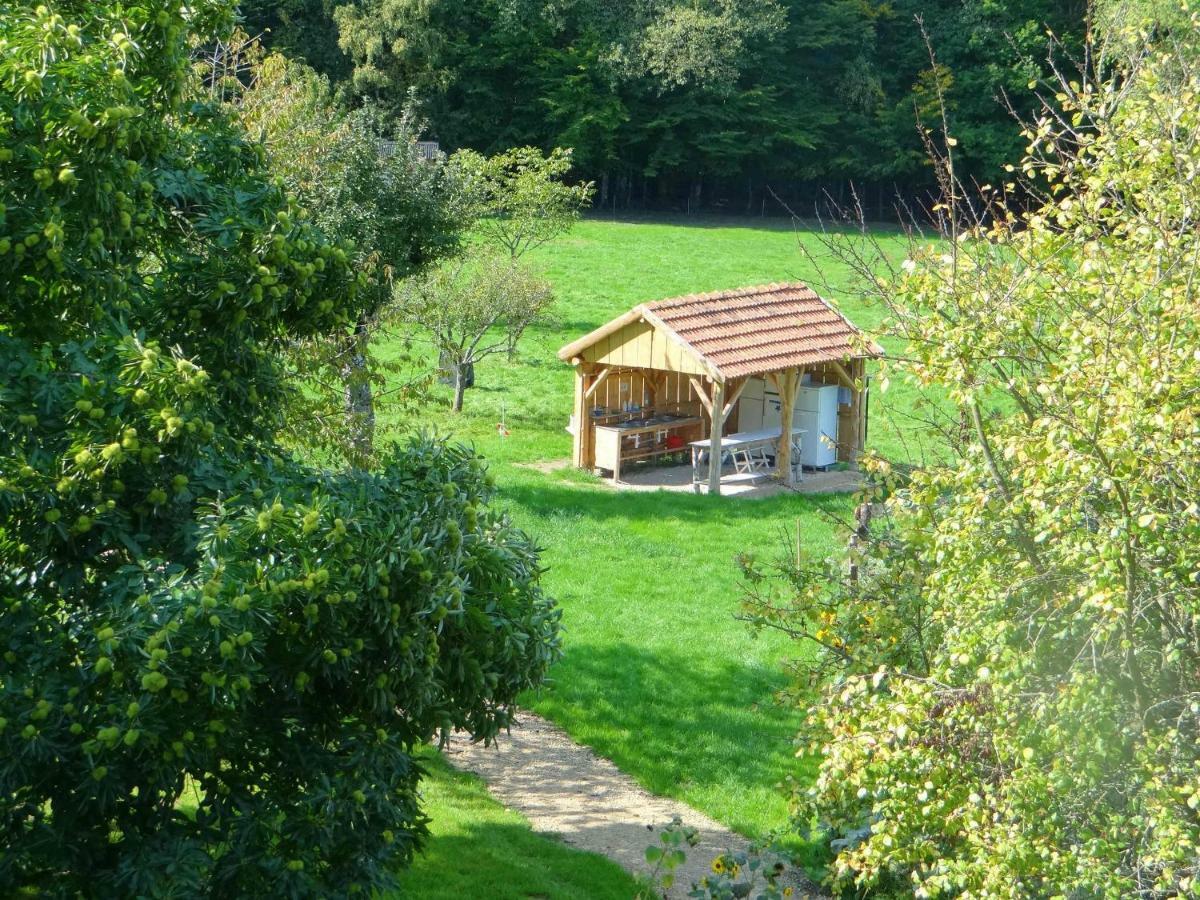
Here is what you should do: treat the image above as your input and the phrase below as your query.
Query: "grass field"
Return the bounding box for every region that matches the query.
[378,215,923,882]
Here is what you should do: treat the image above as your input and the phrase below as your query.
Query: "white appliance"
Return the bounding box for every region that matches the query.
[738,377,765,429]
[794,383,839,468]
[736,378,840,469]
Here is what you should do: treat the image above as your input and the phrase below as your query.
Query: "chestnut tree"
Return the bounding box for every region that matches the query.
[0,2,560,896]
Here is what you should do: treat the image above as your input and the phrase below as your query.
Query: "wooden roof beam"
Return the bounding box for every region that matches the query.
[584,366,613,401]
[688,376,714,417]
[827,360,857,390]
[721,378,748,419]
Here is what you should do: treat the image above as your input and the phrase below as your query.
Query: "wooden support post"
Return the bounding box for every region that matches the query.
[852,358,866,464]
[708,380,726,495]
[831,359,865,464]
[572,366,587,467]
[721,378,748,419]
[573,364,600,470]
[777,369,800,484]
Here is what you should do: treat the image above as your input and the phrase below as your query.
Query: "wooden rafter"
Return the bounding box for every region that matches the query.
[688,376,714,417]
[584,366,613,401]
[827,360,856,390]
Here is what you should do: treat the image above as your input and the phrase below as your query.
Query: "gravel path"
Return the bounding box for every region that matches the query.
[443,711,824,897]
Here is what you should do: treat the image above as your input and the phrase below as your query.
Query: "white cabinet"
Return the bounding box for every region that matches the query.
[794,384,839,468]
[734,378,841,469]
[738,378,765,431]
[763,386,782,431]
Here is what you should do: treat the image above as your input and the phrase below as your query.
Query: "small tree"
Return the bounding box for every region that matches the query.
[210,43,467,463]
[450,145,591,362]
[396,252,555,411]
[452,145,594,261]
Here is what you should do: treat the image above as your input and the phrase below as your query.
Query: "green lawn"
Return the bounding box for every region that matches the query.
[377,215,923,880]
[174,753,637,899]
[514,478,847,868]
[392,752,642,899]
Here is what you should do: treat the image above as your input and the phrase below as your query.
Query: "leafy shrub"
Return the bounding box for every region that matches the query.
[0,1,559,895]
[638,818,799,900]
[748,27,1200,899]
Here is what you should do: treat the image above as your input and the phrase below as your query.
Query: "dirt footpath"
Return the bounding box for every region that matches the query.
[443,712,823,897]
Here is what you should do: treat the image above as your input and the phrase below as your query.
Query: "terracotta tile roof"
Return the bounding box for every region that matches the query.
[643,282,882,379]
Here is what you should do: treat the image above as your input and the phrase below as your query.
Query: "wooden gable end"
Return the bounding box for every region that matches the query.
[580,318,709,377]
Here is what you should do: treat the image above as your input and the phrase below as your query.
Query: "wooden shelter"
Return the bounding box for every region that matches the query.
[557,283,883,495]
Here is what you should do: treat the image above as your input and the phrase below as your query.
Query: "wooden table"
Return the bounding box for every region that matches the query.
[689,427,806,488]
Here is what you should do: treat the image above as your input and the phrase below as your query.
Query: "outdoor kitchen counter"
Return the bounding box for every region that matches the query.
[593,414,704,481]
[594,414,702,434]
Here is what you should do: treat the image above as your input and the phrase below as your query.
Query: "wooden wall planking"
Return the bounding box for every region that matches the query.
[580,367,706,419]
[584,319,707,377]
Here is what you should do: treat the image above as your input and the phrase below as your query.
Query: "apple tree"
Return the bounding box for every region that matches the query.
[742,22,1200,898]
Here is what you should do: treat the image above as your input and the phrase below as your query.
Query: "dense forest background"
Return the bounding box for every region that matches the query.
[241,0,1087,216]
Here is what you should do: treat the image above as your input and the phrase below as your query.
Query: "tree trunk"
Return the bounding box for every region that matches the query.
[452,362,468,412]
[342,315,374,464]
[439,351,474,387]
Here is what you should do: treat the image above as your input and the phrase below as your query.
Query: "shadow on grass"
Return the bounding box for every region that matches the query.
[397,821,635,900]
[501,474,854,527]
[527,639,826,870]
[393,752,640,900]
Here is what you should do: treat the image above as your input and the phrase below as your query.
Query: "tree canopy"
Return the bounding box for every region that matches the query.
[225,46,467,461]
[451,146,593,260]
[0,1,559,894]
[741,21,1200,897]
[243,0,1086,212]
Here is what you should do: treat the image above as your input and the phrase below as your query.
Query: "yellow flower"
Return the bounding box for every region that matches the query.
[711,858,725,874]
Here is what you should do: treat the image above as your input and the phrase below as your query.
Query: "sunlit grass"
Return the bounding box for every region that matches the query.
[391,751,642,899]
[375,214,931,877]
